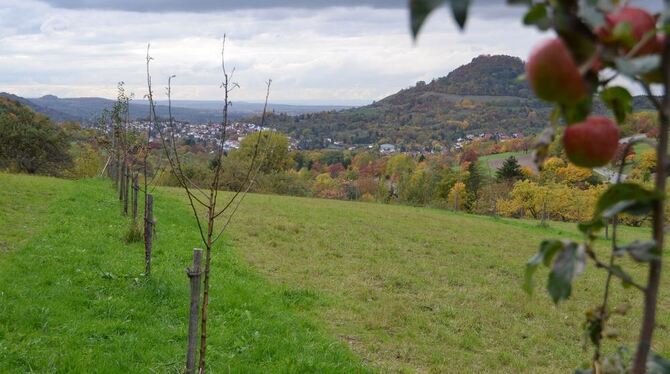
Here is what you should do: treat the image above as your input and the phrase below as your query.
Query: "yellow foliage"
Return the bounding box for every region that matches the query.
[638,150,656,172]
[542,157,565,174]
[360,192,375,202]
[64,144,103,179]
[448,181,467,211]
[520,166,534,178]
[497,180,607,221]
[459,99,476,109]
[557,163,592,184]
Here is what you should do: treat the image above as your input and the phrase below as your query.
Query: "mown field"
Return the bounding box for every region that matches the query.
[479,150,536,174]
[1,173,669,373]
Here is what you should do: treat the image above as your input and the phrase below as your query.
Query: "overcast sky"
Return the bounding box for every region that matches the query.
[0,0,570,105]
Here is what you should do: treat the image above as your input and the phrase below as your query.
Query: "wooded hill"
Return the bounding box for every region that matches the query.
[255,55,655,150]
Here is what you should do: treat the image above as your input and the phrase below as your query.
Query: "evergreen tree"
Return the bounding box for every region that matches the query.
[496,156,524,182]
[464,161,481,211]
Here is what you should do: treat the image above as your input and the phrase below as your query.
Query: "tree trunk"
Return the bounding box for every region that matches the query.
[631,36,669,374]
[198,208,215,373]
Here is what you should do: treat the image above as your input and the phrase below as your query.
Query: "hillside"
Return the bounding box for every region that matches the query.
[1,173,668,372]
[255,55,656,150]
[0,93,75,122]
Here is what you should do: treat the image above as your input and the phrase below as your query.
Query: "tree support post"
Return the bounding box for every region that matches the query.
[144,194,154,276]
[119,161,125,202]
[132,174,139,222]
[124,166,130,216]
[185,248,203,374]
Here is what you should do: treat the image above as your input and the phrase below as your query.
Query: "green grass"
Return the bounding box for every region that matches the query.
[205,191,669,373]
[1,173,669,373]
[0,173,368,373]
[633,142,653,157]
[478,151,526,162]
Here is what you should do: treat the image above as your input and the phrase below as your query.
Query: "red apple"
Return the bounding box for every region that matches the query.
[599,7,657,55]
[526,38,587,104]
[563,116,620,168]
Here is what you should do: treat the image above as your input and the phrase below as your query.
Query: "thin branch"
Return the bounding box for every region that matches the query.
[586,247,646,292]
[145,44,208,245]
[213,79,272,219]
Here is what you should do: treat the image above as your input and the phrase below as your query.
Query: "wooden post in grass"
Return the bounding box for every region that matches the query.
[112,158,119,190]
[185,248,203,374]
[119,162,125,202]
[144,194,154,276]
[132,174,139,222]
[124,167,130,216]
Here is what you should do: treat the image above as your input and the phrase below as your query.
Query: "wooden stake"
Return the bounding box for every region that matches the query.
[185,248,203,374]
[124,166,130,216]
[119,162,125,202]
[132,174,139,222]
[144,194,154,276]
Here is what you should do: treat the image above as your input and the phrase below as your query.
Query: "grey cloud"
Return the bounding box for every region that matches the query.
[38,0,405,12]
[38,0,518,14]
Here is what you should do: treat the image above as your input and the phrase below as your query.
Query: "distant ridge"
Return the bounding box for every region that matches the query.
[0,93,76,122]
[0,93,354,124]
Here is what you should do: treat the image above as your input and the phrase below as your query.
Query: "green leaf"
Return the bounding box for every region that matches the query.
[562,97,592,125]
[574,369,593,374]
[547,242,585,304]
[578,0,606,30]
[523,240,563,295]
[615,55,662,77]
[601,200,638,218]
[449,0,471,30]
[595,183,662,218]
[523,3,551,31]
[600,86,633,124]
[614,240,660,262]
[648,352,670,374]
[410,0,448,38]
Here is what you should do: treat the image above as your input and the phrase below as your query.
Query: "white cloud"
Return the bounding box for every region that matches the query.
[0,0,549,104]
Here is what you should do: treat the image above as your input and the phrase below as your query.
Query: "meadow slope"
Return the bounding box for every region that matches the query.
[0,173,668,373]
[197,188,670,373]
[0,174,367,373]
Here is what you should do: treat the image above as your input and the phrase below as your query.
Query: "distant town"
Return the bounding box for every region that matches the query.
[125,119,527,155]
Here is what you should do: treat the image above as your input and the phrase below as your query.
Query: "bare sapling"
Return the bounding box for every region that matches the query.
[146,35,273,373]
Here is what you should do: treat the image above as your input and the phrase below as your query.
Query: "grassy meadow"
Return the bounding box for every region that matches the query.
[1,173,669,373]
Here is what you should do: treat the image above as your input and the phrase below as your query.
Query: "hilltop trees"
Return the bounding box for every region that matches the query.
[0,97,72,175]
